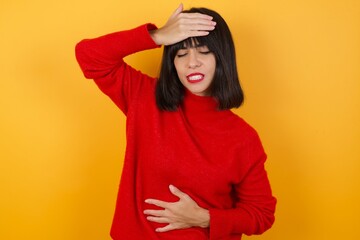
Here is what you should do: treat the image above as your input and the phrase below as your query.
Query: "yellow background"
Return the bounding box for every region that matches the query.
[1,0,359,239]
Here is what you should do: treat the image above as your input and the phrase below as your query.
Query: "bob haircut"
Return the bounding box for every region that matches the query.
[155,7,244,111]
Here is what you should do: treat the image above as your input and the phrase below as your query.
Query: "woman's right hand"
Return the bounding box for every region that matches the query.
[150,4,216,46]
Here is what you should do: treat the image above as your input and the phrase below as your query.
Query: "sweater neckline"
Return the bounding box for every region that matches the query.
[181,90,219,113]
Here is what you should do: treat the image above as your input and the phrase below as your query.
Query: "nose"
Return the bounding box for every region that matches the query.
[187,50,201,68]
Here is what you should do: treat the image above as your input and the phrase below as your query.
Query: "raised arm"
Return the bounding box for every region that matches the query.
[75,4,216,114]
[75,23,160,114]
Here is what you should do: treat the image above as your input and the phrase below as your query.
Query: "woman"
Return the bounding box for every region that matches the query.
[75,4,276,239]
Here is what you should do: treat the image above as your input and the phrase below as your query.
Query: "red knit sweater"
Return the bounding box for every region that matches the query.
[75,24,276,240]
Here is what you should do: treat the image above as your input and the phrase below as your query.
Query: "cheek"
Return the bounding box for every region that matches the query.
[209,60,216,78]
[211,57,216,70]
[173,60,179,73]
[173,60,184,78]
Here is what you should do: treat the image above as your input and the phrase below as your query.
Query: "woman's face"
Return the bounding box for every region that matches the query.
[174,45,216,96]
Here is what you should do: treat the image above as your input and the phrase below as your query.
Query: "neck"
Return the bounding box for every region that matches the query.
[181,89,218,113]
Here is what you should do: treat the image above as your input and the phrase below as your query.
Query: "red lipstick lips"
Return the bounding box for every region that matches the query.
[186,73,204,83]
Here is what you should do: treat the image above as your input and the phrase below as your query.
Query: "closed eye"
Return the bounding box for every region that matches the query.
[197,46,212,55]
[199,50,211,55]
[176,53,187,57]
[176,49,188,58]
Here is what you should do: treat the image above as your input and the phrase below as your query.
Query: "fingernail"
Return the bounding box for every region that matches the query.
[169,185,178,193]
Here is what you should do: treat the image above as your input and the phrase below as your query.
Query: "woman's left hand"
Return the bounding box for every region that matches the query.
[144,185,210,232]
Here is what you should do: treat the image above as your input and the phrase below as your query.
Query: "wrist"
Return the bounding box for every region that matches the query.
[197,207,210,228]
[149,29,162,46]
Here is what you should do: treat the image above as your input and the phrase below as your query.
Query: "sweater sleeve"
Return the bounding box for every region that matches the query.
[75,24,160,114]
[209,132,276,239]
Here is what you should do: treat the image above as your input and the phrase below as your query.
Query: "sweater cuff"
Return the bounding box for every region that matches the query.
[142,23,160,47]
[209,208,252,240]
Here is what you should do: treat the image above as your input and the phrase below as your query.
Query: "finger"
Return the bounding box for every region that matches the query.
[186,24,216,32]
[177,15,216,27]
[174,19,216,36]
[169,3,183,20]
[180,12,214,20]
[156,224,177,232]
[186,30,211,38]
[145,198,169,208]
[143,209,166,217]
[169,185,190,200]
[146,216,170,224]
